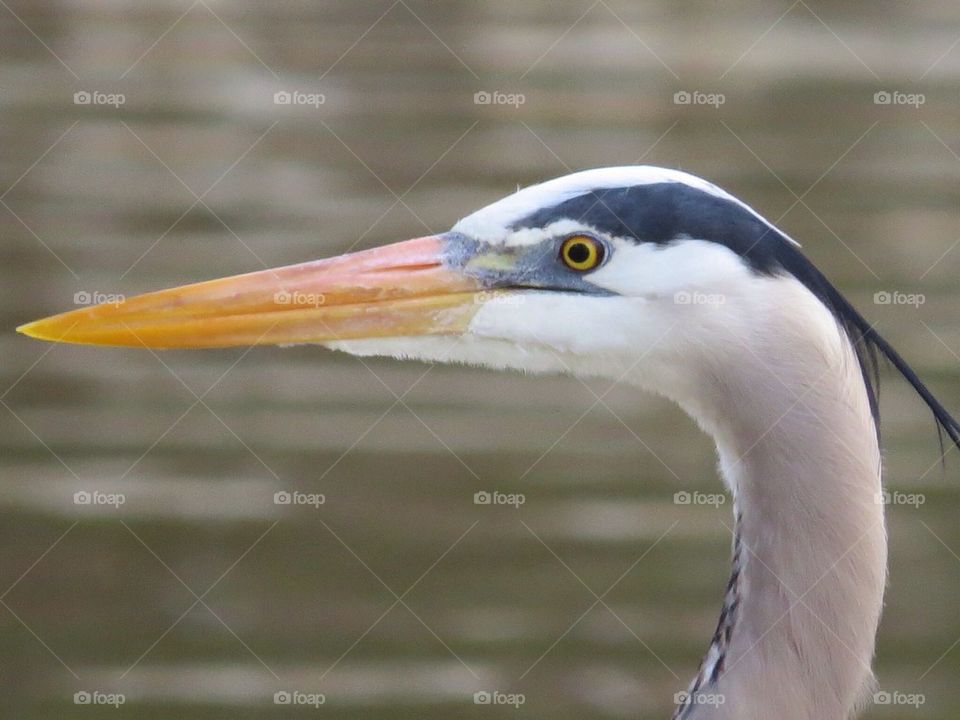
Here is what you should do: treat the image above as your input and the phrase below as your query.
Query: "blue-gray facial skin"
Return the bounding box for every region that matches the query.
[440,230,615,297]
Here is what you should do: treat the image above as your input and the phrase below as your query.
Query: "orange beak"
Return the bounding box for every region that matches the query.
[17,235,485,349]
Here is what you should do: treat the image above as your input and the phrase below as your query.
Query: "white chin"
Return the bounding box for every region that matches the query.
[322,335,576,375]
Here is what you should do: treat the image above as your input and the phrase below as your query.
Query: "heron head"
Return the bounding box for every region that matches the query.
[18,165,960,446]
[19,168,786,376]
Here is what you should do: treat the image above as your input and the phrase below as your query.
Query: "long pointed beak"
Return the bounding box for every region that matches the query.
[17,235,485,349]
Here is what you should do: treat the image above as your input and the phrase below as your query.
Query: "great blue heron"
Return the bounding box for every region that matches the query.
[19,166,960,719]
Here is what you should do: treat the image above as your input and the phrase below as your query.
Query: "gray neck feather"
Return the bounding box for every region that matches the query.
[659,285,887,720]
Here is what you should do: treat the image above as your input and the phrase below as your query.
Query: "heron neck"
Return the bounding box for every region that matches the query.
[668,310,887,719]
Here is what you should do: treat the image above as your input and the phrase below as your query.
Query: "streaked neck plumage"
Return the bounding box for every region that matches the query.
[663,277,886,720]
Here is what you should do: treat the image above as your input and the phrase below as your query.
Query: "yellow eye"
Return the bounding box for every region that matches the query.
[560,235,604,271]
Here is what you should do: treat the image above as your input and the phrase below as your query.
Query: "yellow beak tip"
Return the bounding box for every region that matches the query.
[16,318,75,344]
[16,321,46,340]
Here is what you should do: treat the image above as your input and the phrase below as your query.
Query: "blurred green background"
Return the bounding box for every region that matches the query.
[2,1,960,718]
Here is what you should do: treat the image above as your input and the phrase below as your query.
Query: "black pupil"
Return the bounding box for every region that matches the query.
[567,241,591,264]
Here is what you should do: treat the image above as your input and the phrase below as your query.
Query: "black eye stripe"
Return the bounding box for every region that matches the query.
[509,183,785,275]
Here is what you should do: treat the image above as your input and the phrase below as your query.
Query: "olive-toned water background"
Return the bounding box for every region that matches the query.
[2,2,960,718]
